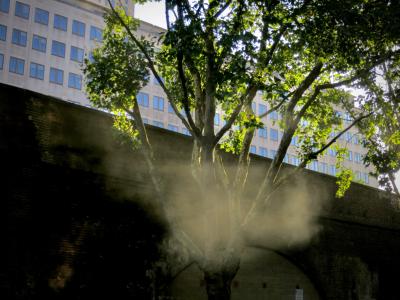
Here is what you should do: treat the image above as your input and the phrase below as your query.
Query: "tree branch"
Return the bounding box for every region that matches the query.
[258,95,290,119]
[176,1,201,136]
[106,0,199,138]
[214,0,232,19]
[213,86,258,146]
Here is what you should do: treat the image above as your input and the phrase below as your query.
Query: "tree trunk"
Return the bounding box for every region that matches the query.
[204,269,235,300]
[202,253,240,300]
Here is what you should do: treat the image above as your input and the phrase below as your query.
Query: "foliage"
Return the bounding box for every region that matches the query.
[84,0,400,298]
[355,57,400,195]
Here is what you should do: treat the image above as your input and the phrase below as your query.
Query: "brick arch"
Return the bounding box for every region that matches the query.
[171,247,321,300]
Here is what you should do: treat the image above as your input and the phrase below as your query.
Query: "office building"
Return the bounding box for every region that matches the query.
[0,0,377,187]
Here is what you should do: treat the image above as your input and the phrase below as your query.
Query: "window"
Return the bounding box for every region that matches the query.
[0,0,10,13]
[291,156,300,166]
[0,24,6,40]
[15,1,29,19]
[0,53,3,69]
[68,73,82,89]
[90,26,102,41]
[32,35,46,52]
[168,103,174,113]
[137,92,149,107]
[328,148,336,157]
[269,150,277,158]
[9,57,24,75]
[142,118,149,124]
[12,29,27,46]
[51,41,65,58]
[353,135,359,145]
[182,127,190,135]
[355,171,361,181]
[72,20,85,37]
[88,51,95,63]
[363,173,369,184]
[49,67,63,85]
[251,102,256,113]
[270,111,278,120]
[168,124,179,132]
[354,152,361,163]
[153,96,164,111]
[310,161,318,171]
[29,62,44,80]
[34,8,48,25]
[291,136,298,146]
[258,127,267,138]
[270,128,278,141]
[345,132,352,143]
[283,154,289,163]
[152,120,164,128]
[344,112,352,124]
[214,113,220,126]
[258,104,267,116]
[250,145,256,154]
[319,162,327,173]
[347,150,353,161]
[70,46,84,63]
[259,147,268,157]
[329,165,336,176]
[54,14,67,31]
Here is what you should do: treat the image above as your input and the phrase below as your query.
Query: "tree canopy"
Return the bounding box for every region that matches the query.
[84,0,400,298]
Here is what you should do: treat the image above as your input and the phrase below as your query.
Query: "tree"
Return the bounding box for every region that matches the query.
[84,1,400,298]
[354,57,400,197]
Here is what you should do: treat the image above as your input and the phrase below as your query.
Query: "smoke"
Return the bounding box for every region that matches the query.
[241,172,325,250]
[153,160,326,257]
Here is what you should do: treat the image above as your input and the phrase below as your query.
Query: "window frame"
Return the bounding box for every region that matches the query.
[270,128,279,141]
[9,56,25,75]
[15,1,29,19]
[29,62,45,80]
[153,96,164,111]
[167,124,179,132]
[152,120,164,128]
[72,20,85,37]
[34,7,49,25]
[70,46,84,63]
[258,127,267,138]
[0,53,4,69]
[68,72,82,90]
[259,147,268,157]
[49,67,64,85]
[51,40,66,58]
[12,28,27,47]
[32,34,47,53]
[90,26,102,41]
[0,0,10,13]
[54,14,67,31]
[0,24,6,41]
[137,92,149,107]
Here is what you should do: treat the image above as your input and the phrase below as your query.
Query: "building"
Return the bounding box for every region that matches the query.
[0,0,377,187]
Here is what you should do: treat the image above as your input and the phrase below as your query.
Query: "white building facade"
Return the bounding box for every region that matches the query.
[0,0,377,187]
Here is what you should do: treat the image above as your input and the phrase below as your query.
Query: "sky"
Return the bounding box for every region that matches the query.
[134,2,400,191]
[135,1,166,29]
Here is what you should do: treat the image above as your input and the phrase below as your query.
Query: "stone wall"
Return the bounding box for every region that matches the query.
[2,83,400,299]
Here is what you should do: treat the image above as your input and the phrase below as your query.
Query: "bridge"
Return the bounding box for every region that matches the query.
[2,83,400,299]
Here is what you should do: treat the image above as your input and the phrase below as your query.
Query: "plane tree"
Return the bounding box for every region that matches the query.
[84,0,400,299]
[352,57,400,197]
